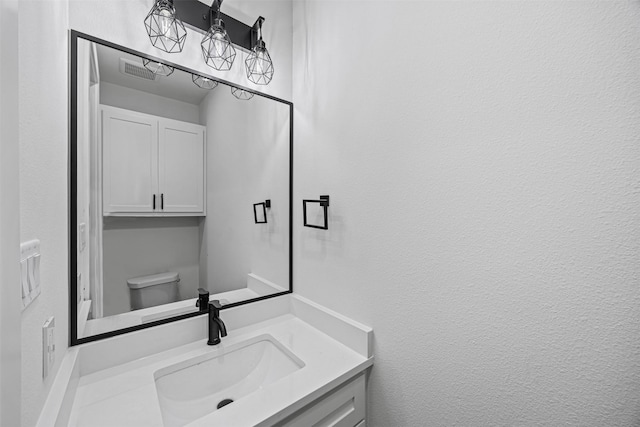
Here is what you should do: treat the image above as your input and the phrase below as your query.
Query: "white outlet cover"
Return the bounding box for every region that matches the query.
[42,317,55,378]
[79,223,86,252]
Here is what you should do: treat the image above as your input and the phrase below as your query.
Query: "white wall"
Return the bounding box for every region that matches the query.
[77,38,93,305]
[0,0,22,424]
[293,1,640,425]
[19,0,70,426]
[199,89,290,294]
[102,217,202,316]
[69,0,292,101]
[100,82,202,124]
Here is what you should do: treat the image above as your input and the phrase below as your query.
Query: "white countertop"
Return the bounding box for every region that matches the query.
[68,311,372,426]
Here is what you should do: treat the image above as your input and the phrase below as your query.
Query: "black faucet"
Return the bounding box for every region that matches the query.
[207,300,227,345]
[196,288,209,312]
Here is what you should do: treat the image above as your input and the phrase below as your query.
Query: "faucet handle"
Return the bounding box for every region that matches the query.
[196,288,210,310]
[209,299,223,310]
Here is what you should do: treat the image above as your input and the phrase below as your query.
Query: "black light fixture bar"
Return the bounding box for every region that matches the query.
[173,0,263,51]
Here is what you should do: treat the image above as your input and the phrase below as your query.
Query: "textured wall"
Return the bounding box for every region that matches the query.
[19,0,69,426]
[0,0,22,424]
[293,1,640,425]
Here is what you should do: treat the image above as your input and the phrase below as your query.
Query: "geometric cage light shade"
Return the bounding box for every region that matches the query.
[245,40,274,85]
[144,0,187,54]
[192,74,219,90]
[142,59,175,77]
[245,18,274,85]
[201,18,237,72]
[231,87,254,100]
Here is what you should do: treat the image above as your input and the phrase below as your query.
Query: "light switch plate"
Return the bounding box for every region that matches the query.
[42,317,55,379]
[20,239,40,259]
[20,239,40,310]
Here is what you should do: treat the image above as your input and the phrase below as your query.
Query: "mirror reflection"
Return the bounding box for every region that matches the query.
[75,36,291,340]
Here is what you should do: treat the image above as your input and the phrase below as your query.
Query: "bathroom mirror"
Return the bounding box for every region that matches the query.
[70,31,292,344]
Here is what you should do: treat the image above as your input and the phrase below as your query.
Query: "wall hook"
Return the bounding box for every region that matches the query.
[303,195,330,230]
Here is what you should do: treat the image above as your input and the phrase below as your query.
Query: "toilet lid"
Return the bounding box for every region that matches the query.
[127,272,179,289]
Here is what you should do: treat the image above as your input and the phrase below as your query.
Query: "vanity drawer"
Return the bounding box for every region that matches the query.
[276,373,366,427]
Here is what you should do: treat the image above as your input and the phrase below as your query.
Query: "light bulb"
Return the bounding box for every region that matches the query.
[157,8,175,39]
[201,19,236,71]
[212,34,227,56]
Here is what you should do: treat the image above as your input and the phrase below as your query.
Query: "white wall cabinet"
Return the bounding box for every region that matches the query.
[102,106,205,216]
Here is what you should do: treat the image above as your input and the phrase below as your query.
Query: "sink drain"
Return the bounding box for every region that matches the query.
[217,398,234,409]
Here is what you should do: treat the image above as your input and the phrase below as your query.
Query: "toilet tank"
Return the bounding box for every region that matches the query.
[127,272,180,310]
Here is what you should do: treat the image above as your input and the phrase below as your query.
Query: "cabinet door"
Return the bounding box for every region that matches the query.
[102,107,158,214]
[276,374,366,427]
[158,119,205,214]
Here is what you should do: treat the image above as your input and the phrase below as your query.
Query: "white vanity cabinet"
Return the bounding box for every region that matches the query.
[102,105,206,216]
[39,295,373,427]
[275,373,367,427]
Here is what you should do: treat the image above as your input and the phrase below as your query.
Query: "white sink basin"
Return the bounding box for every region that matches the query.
[154,334,305,427]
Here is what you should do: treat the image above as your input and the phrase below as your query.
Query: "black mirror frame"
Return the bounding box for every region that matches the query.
[69,30,293,346]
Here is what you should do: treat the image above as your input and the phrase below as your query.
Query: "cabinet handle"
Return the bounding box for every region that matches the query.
[153,194,156,210]
[161,193,164,210]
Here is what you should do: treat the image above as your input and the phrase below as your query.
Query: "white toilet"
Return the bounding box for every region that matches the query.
[126,272,180,310]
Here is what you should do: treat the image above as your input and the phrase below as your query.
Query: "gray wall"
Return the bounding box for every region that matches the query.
[199,90,290,294]
[1,0,21,425]
[293,1,640,426]
[102,217,201,316]
[18,1,69,425]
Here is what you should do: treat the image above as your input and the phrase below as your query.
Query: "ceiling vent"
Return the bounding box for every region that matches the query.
[119,58,157,81]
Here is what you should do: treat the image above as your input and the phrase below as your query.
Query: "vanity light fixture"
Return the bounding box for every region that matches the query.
[144,0,187,53]
[231,87,254,100]
[143,0,274,85]
[201,0,236,71]
[193,74,219,90]
[245,18,274,85]
[142,59,175,77]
